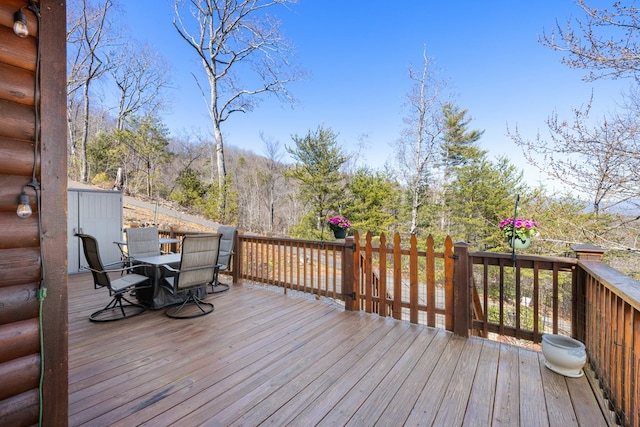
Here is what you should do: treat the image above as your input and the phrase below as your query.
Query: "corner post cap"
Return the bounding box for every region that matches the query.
[571,243,605,260]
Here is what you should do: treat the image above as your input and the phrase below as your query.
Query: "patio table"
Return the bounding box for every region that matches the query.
[131,253,207,309]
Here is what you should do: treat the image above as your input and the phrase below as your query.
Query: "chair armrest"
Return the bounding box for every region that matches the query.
[174,265,214,274]
[81,263,150,275]
[160,264,179,274]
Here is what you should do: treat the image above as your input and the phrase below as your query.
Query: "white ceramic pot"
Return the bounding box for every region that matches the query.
[541,334,587,378]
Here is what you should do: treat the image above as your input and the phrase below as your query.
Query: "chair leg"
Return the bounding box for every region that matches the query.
[90,293,145,322]
[165,291,214,319]
[207,269,230,294]
[208,282,230,294]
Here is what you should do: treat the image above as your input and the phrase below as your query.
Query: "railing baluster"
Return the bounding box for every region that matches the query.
[426,235,435,327]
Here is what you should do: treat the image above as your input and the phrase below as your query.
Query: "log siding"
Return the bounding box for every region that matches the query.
[0,1,67,425]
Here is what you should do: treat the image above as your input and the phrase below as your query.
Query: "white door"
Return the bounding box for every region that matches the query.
[68,190,123,273]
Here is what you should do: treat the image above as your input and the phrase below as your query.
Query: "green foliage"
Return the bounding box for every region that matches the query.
[343,168,399,236]
[120,114,171,196]
[199,176,238,225]
[486,304,535,331]
[87,131,119,179]
[441,103,485,169]
[91,172,111,188]
[286,125,350,236]
[447,156,529,250]
[171,168,209,207]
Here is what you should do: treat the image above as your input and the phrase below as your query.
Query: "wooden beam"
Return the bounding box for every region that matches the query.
[39,0,68,425]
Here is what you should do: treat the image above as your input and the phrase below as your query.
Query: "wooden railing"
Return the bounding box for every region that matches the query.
[235,234,354,303]
[574,248,640,427]
[161,227,639,426]
[464,250,578,343]
[353,231,455,330]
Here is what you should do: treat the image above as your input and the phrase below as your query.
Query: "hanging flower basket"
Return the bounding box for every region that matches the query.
[499,218,538,249]
[333,228,347,239]
[327,215,350,239]
[509,234,531,249]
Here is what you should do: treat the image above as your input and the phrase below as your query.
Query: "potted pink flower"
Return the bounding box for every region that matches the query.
[499,217,538,249]
[327,215,351,239]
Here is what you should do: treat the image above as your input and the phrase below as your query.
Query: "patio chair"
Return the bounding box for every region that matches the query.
[125,226,162,257]
[76,233,150,322]
[161,233,221,319]
[125,227,162,275]
[208,225,237,294]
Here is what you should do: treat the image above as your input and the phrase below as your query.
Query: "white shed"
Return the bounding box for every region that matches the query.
[68,188,123,273]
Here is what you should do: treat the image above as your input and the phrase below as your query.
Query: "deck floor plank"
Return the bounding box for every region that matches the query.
[314,322,420,426]
[373,328,452,426]
[256,319,411,426]
[519,346,550,426]
[79,297,337,426]
[102,302,342,425]
[431,336,484,426]
[343,325,439,426]
[212,313,380,424]
[227,312,386,426]
[403,335,467,426]
[66,272,610,426]
[462,339,500,426]
[488,338,521,426]
[538,352,581,426]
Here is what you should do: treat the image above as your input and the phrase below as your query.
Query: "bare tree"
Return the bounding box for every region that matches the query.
[509,98,640,217]
[108,41,172,190]
[261,133,285,233]
[110,42,172,131]
[540,0,640,81]
[524,1,640,218]
[173,0,301,216]
[395,49,447,235]
[67,0,118,182]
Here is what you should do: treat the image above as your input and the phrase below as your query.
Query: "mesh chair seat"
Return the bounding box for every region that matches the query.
[208,225,237,294]
[76,233,150,322]
[162,233,221,319]
[125,227,161,268]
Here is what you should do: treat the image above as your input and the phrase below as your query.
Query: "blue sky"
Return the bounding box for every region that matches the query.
[122,1,630,186]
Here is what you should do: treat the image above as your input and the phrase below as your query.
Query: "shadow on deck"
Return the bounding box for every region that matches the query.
[68,272,609,426]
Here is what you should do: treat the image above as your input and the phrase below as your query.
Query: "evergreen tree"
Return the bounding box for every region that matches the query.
[440,103,485,170]
[120,114,171,197]
[344,168,399,236]
[171,168,208,207]
[448,156,529,250]
[286,125,350,239]
[440,103,485,235]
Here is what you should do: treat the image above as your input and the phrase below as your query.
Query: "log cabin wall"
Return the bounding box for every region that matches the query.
[0,0,68,426]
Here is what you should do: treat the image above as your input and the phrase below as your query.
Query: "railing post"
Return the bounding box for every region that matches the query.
[232,230,242,284]
[343,236,356,311]
[571,243,605,341]
[571,243,605,261]
[453,242,470,337]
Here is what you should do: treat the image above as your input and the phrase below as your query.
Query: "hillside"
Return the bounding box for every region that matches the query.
[69,180,220,232]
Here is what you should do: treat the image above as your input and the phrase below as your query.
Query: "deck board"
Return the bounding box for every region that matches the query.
[462,339,500,426]
[67,272,610,426]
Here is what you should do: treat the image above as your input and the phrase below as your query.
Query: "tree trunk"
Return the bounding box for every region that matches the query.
[213,122,227,214]
[411,184,419,235]
[81,82,90,182]
[113,167,123,190]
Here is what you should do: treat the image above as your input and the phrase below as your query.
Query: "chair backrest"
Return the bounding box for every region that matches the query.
[175,234,221,290]
[125,227,161,259]
[76,233,111,289]
[216,226,237,271]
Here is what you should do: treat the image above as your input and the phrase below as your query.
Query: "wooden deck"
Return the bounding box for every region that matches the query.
[68,272,609,426]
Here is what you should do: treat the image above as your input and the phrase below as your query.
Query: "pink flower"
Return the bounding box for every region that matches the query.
[499,217,538,241]
[328,215,351,229]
